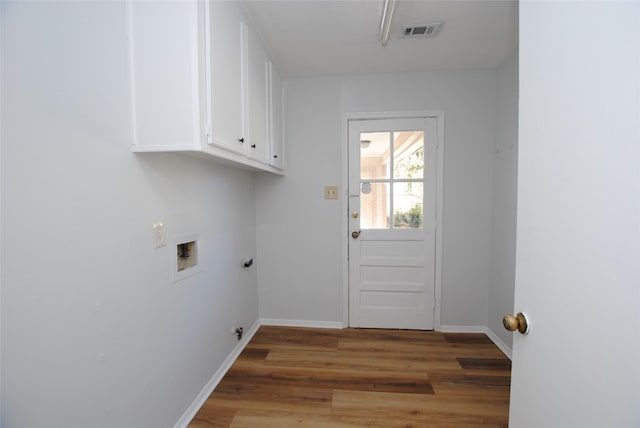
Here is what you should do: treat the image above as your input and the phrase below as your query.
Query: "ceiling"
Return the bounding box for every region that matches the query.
[241,0,519,78]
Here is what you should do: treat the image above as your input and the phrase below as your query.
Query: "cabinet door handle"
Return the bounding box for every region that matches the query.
[251,144,256,149]
[238,138,244,143]
[273,155,278,158]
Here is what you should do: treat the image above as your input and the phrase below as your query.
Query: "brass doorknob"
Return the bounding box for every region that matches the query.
[503,312,530,335]
[351,230,361,239]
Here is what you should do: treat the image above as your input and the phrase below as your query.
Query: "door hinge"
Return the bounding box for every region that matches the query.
[205,124,212,145]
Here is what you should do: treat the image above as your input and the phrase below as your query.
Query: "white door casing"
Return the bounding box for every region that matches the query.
[348,116,440,330]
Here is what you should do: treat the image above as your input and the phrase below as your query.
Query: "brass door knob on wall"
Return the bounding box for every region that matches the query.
[503,312,530,335]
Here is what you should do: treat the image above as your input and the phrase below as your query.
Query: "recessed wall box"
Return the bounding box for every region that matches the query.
[172,235,201,282]
[177,241,197,271]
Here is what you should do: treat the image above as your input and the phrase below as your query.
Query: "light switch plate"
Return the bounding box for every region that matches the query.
[324,186,338,200]
[152,223,166,248]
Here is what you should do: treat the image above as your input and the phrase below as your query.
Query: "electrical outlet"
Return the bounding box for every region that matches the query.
[324,186,338,200]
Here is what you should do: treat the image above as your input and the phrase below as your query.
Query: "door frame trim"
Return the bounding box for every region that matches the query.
[341,111,444,330]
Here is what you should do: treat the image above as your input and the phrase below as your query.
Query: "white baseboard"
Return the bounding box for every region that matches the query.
[260,318,344,329]
[438,324,487,334]
[172,319,261,428]
[483,327,512,360]
[438,324,512,360]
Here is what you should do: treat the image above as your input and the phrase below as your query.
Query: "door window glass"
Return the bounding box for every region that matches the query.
[360,130,425,230]
[360,132,391,180]
[394,132,424,179]
[393,182,423,228]
[360,182,389,229]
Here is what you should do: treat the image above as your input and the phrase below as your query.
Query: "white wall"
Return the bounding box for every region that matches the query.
[256,70,498,327]
[487,53,518,350]
[1,3,259,427]
[255,78,344,324]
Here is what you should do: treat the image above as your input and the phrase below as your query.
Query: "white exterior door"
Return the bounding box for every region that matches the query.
[510,2,640,426]
[348,117,438,329]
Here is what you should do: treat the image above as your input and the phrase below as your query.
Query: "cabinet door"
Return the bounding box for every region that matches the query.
[269,62,285,170]
[245,28,270,164]
[209,1,245,154]
[129,1,202,150]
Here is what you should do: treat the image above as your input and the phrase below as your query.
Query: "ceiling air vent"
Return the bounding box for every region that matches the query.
[401,22,443,38]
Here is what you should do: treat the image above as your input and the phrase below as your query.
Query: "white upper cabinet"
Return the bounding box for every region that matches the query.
[245,28,270,164]
[209,1,245,155]
[269,62,286,170]
[128,1,284,174]
[128,1,207,151]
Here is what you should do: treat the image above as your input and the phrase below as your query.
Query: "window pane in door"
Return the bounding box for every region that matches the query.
[360,132,390,180]
[393,131,424,179]
[361,182,389,229]
[393,182,423,229]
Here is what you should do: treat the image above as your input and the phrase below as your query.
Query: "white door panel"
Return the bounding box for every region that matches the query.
[510,2,640,426]
[361,240,425,265]
[361,267,424,289]
[348,117,438,330]
[360,292,424,309]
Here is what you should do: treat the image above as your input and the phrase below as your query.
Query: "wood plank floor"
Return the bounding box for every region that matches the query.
[188,326,511,427]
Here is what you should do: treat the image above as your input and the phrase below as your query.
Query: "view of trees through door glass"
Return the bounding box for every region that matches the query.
[360,130,425,229]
